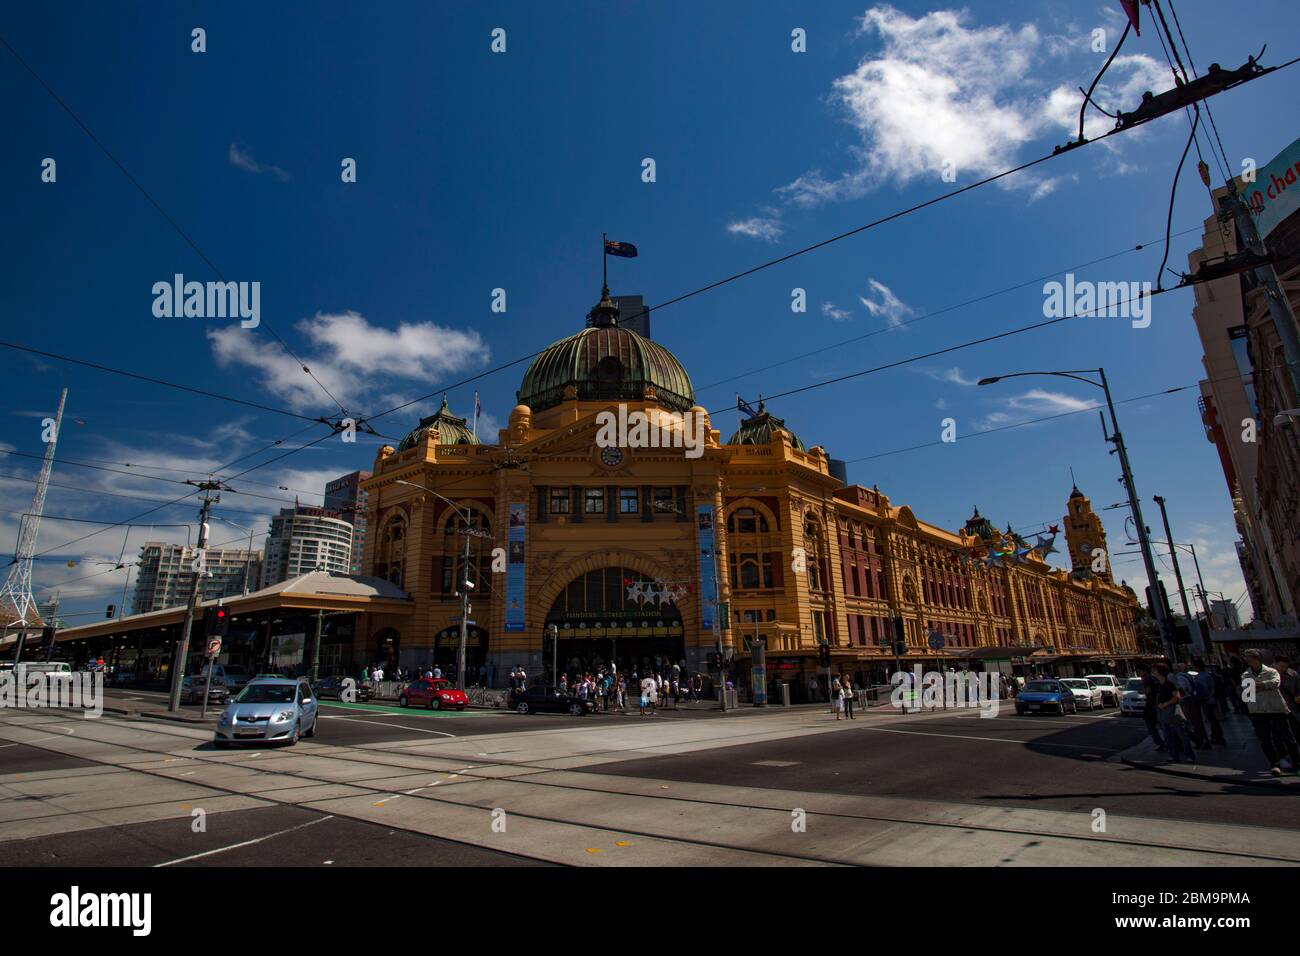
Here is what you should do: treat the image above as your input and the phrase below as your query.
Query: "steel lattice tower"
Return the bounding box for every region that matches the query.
[1,388,67,627]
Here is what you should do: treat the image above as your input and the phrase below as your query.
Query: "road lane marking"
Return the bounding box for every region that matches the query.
[855,725,1118,751]
[153,814,334,866]
[318,715,455,737]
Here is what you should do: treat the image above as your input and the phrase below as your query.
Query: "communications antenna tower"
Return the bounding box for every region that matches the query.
[1,388,67,627]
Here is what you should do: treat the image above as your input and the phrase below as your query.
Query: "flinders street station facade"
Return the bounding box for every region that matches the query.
[355,288,1143,695]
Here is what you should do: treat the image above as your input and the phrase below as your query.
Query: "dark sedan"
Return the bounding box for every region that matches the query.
[311,675,372,702]
[508,685,592,716]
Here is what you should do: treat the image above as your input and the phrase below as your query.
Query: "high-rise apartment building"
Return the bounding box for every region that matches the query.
[260,507,354,587]
[131,542,263,614]
[324,470,371,574]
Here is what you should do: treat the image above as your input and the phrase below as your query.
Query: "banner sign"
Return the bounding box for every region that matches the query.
[697,503,717,631]
[1240,135,1300,239]
[504,503,527,632]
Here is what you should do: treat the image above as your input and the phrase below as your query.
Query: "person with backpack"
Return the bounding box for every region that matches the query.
[1171,664,1206,749]
[1190,656,1226,746]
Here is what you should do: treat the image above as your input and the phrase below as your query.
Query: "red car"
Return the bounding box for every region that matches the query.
[398,678,469,711]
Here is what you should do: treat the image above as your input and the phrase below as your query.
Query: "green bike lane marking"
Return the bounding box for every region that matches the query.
[317,700,504,718]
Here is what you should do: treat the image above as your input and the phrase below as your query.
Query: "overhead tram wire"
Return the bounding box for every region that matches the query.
[839,367,1259,466]
[0,34,346,418]
[704,283,1170,416]
[354,52,1300,433]
[1166,0,1233,182]
[0,340,324,425]
[697,224,1205,393]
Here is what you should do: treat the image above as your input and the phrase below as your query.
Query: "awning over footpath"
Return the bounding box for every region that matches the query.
[0,572,413,649]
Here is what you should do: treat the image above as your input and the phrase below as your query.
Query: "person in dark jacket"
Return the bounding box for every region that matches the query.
[1190,656,1227,746]
[1136,664,1165,751]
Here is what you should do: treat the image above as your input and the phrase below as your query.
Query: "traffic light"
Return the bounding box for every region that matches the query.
[817,644,831,667]
[889,615,906,656]
[105,604,115,619]
[203,605,230,637]
[40,625,56,651]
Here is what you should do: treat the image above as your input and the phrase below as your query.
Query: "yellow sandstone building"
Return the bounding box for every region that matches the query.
[357,289,1142,695]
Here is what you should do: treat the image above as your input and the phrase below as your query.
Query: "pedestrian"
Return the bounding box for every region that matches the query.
[1136,664,1165,752]
[1277,655,1300,746]
[616,674,627,713]
[1173,663,1208,749]
[834,674,844,720]
[1240,649,1300,776]
[1153,663,1195,764]
[639,674,654,716]
[1190,656,1226,746]
[842,676,856,719]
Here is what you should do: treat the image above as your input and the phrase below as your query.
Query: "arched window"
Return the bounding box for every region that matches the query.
[379,514,407,588]
[727,506,770,535]
[440,505,492,594]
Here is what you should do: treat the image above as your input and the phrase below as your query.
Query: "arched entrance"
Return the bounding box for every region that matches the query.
[545,566,685,679]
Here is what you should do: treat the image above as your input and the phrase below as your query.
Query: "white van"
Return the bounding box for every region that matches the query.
[20,662,74,683]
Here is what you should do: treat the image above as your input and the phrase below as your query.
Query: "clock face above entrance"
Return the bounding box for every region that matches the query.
[599,446,624,468]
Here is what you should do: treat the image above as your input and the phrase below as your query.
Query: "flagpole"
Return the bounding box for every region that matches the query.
[472,391,479,440]
[602,232,607,292]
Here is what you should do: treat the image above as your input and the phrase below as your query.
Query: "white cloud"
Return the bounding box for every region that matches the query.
[859,278,914,329]
[974,387,1100,429]
[923,366,979,387]
[726,213,784,243]
[821,301,852,322]
[229,142,290,182]
[758,4,1169,214]
[208,311,490,414]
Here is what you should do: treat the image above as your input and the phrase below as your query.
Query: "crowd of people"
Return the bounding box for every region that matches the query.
[504,659,709,716]
[1135,651,1300,775]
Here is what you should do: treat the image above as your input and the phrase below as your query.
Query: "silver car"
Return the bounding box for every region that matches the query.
[213,678,318,747]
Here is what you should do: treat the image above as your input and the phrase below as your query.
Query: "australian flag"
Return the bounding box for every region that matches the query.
[604,239,638,258]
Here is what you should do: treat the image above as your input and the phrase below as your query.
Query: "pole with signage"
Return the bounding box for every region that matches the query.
[751,638,766,706]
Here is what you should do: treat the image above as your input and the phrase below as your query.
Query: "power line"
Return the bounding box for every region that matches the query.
[0,33,347,417]
[698,224,1203,393]
[0,339,321,423]
[843,367,1258,465]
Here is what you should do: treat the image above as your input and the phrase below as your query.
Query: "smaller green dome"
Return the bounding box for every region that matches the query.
[726,400,805,451]
[397,395,481,451]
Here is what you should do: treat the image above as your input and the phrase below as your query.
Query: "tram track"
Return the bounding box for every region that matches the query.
[3,709,1298,866]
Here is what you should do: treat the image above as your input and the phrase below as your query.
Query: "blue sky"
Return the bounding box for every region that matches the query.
[3,0,1294,625]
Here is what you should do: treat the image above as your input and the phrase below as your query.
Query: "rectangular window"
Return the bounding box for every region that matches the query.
[584,488,605,514]
[652,487,674,515]
[550,489,571,514]
[619,488,639,514]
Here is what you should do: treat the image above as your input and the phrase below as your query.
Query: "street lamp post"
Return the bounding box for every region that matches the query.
[1152,495,1202,653]
[978,368,1175,662]
[396,480,480,690]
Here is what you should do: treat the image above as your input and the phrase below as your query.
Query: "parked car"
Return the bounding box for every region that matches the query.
[1119,677,1147,716]
[1014,679,1078,715]
[1083,673,1123,706]
[312,674,372,702]
[1059,678,1104,710]
[398,677,469,711]
[181,673,228,705]
[206,664,252,693]
[213,678,319,747]
[508,684,592,716]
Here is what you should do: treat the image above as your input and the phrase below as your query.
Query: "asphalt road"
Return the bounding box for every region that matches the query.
[592,708,1300,828]
[103,686,725,746]
[0,760,548,868]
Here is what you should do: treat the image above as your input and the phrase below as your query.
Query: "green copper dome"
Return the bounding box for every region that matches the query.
[397,395,480,451]
[726,400,805,451]
[516,291,695,414]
